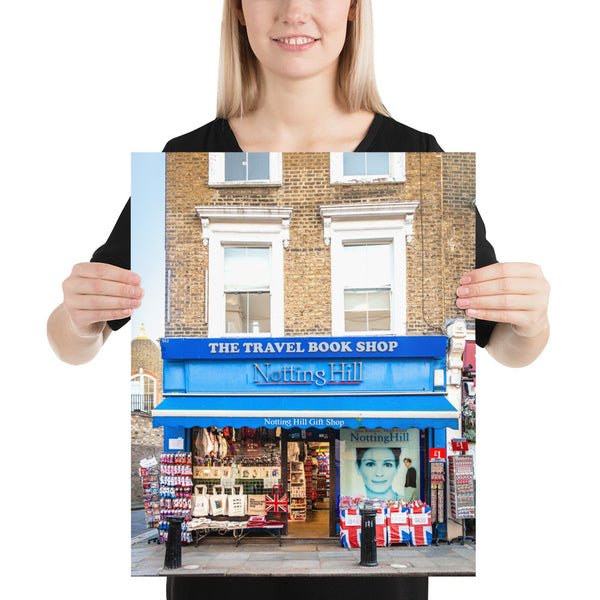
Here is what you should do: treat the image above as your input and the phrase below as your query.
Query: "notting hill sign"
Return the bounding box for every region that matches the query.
[161,336,448,396]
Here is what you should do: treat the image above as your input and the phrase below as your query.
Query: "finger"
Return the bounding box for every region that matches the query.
[68,307,135,329]
[68,294,143,311]
[463,306,541,329]
[457,293,542,312]
[460,262,544,285]
[71,262,142,286]
[64,276,144,300]
[457,277,548,299]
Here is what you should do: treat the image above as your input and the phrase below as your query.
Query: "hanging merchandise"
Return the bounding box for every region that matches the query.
[139,457,160,529]
[430,462,446,524]
[449,455,475,519]
[158,453,193,544]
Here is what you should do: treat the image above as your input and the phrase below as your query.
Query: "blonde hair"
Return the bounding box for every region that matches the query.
[216,0,390,119]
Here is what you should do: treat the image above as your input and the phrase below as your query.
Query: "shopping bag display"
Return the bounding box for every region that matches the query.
[247,495,266,516]
[339,508,361,548]
[409,506,432,546]
[191,484,210,517]
[388,506,411,544]
[265,485,288,513]
[209,485,227,516]
[228,485,247,517]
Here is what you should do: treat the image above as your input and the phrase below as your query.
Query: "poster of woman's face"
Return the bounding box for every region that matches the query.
[340,428,420,501]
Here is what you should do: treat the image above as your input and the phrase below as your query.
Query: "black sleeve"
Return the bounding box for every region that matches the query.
[475,207,498,348]
[90,199,131,331]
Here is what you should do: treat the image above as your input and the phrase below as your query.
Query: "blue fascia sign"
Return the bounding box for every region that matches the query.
[161,336,448,395]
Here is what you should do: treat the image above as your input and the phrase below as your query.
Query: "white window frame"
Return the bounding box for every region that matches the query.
[196,206,292,337]
[208,152,283,187]
[320,203,418,336]
[329,152,406,185]
[130,371,157,409]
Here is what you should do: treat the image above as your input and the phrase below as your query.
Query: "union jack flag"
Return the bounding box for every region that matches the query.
[409,506,432,546]
[340,509,362,548]
[265,486,288,513]
[388,506,411,544]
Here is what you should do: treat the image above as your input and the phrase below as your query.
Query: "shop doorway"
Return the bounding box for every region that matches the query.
[284,431,335,539]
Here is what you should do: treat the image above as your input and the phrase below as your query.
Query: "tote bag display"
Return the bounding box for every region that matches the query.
[228,485,247,517]
[247,495,266,516]
[265,485,288,513]
[209,485,227,516]
[191,484,210,517]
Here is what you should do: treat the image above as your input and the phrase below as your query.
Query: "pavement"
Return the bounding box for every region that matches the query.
[131,509,475,579]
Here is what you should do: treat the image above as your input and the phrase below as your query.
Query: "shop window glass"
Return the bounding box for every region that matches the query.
[342,242,392,332]
[224,246,271,333]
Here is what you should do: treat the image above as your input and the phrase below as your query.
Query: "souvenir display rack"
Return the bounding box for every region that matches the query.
[288,461,306,521]
[304,459,314,510]
[158,452,193,544]
[448,455,475,519]
[429,462,446,524]
[316,450,329,500]
[139,457,160,529]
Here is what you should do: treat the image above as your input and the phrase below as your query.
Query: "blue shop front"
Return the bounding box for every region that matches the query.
[153,335,457,537]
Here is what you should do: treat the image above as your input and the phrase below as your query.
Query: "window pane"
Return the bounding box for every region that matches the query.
[224,246,271,291]
[226,292,270,333]
[224,153,246,181]
[247,153,270,180]
[368,310,391,331]
[343,153,366,176]
[368,290,390,311]
[365,243,392,288]
[344,290,391,332]
[247,292,270,333]
[343,243,392,289]
[366,153,389,176]
[342,244,367,288]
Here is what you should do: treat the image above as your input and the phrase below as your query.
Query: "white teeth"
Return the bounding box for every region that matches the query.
[277,37,316,45]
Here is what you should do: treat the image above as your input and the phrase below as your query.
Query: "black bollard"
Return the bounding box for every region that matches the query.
[164,516,184,569]
[359,506,378,566]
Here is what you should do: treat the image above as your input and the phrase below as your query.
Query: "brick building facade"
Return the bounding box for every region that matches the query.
[164,152,474,338]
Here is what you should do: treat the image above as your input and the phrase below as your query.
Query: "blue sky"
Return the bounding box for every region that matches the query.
[131,153,165,345]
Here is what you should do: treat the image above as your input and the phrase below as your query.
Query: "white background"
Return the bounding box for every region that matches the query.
[1,1,598,599]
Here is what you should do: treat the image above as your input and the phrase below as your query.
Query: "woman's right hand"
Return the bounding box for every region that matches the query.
[62,262,144,337]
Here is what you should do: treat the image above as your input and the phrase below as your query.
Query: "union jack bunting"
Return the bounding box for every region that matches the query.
[265,485,288,513]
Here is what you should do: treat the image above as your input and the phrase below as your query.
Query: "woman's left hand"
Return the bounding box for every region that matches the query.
[456,262,550,337]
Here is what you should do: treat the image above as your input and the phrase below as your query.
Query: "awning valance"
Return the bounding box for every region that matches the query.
[152,394,458,430]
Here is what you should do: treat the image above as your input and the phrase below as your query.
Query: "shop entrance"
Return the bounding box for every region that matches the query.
[284,430,335,539]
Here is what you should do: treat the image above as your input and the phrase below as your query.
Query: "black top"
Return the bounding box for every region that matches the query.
[405,466,417,488]
[92,114,498,346]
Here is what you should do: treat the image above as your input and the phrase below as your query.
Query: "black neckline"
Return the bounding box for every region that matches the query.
[222,113,384,152]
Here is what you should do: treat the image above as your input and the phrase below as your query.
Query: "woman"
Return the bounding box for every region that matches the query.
[356,447,403,501]
[48,0,550,370]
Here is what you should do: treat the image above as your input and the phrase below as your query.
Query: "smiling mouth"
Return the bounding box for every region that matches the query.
[273,37,318,46]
